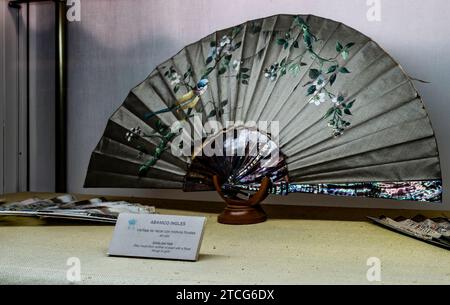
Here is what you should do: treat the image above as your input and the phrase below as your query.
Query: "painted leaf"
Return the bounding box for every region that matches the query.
[307,85,317,96]
[327,65,338,74]
[323,107,335,119]
[277,38,287,46]
[309,69,321,80]
[329,74,337,86]
[345,42,355,49]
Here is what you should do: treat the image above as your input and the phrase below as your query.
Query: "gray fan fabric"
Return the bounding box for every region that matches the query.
[85,14,441,193]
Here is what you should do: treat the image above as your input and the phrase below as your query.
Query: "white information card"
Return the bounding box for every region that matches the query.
[108,213,207,261]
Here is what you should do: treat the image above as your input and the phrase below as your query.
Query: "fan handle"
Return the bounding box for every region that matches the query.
[213,175,270,225]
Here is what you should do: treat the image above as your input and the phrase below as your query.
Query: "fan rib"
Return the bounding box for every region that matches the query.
[88,152,185,183]
[248,16,303,122]
[85,171,183,189]
[101,121,187,170]
[239,15,280,122]
[108,106,189,169]
[290,156,440,183]
[289,136,438,176]
[96,136,186,176]
[228,22,253,122]
[185,44,217,128]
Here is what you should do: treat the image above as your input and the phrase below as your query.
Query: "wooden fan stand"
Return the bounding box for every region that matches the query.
[213,176,271,225]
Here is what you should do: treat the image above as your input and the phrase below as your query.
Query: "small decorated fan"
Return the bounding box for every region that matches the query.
[85,14,442,225]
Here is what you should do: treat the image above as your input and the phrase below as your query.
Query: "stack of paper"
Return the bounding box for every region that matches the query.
[0,195,156,224]
[368,215,450,250]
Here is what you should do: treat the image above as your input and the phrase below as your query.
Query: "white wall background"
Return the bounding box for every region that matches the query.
[29,2,55,192]
[1,0,28,194]
[30,0,450,210]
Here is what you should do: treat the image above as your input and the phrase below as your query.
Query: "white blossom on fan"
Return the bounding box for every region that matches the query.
[232,60,241,72]
[220,36,231,47]
[126,126,142,142]
[208,46,218,60]
[264,64,279,81]
[216,35,232,55]
[170,73,181,86]
[309,92,327,106]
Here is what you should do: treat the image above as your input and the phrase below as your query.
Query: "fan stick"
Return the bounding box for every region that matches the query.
[213,176,270,225]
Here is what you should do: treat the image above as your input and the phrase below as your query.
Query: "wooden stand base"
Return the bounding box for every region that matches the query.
[213,176,271,225]
[218,204,267,225]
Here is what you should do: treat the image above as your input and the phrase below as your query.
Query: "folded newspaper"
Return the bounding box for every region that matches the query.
[0,195,155,224]
[368,215,450,250]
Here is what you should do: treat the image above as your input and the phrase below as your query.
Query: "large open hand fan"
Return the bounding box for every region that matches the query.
[85,14,442,225]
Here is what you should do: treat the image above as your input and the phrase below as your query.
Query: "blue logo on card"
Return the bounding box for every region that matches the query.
[128,218,137,230]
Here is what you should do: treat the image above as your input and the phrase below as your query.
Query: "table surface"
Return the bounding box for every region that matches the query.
[0,193,449,285]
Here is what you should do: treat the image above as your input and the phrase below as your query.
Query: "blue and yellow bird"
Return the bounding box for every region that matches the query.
[145,79,209,120]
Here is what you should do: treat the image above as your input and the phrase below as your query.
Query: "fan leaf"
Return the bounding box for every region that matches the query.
[309,69,321,80]
[329,74,337,86]
[307,85,317,96]
[277,38,287,46]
